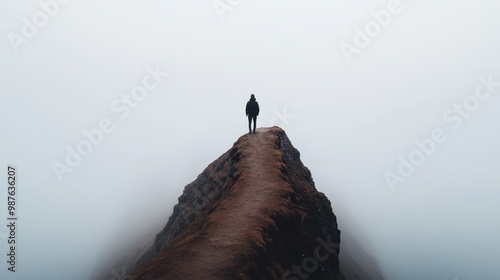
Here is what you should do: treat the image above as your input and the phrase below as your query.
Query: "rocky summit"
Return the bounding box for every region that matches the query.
[95,127,367,280]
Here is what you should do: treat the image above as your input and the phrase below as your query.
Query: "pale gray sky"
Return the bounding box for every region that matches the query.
[1,1,499,279]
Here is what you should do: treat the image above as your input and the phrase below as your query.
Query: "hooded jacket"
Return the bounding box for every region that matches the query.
[246,95,260,117]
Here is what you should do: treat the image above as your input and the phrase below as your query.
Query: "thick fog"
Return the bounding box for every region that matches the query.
[1,1,499,279]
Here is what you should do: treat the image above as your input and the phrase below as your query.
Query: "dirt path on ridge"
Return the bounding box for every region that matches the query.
[142,127,290,279]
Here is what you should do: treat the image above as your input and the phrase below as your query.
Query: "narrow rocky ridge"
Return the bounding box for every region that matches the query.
[130,127,343,279]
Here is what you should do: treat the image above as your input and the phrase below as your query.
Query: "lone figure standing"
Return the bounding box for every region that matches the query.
[245,94,260,134]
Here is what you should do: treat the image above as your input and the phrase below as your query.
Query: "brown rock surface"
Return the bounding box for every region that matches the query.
[130,127,343,280]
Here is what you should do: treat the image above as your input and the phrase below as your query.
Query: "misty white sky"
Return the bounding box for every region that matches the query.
[1,1,499,279]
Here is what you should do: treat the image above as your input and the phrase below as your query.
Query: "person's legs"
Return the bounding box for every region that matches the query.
[252,116,257,133]
[248,115,252,134]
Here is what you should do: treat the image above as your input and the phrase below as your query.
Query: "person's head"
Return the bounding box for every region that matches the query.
[250,94,256,101]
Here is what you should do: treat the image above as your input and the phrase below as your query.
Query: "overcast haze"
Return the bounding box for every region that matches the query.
[1,1,500,279]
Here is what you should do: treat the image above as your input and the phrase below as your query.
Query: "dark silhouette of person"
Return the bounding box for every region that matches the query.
[245,94,260,134]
